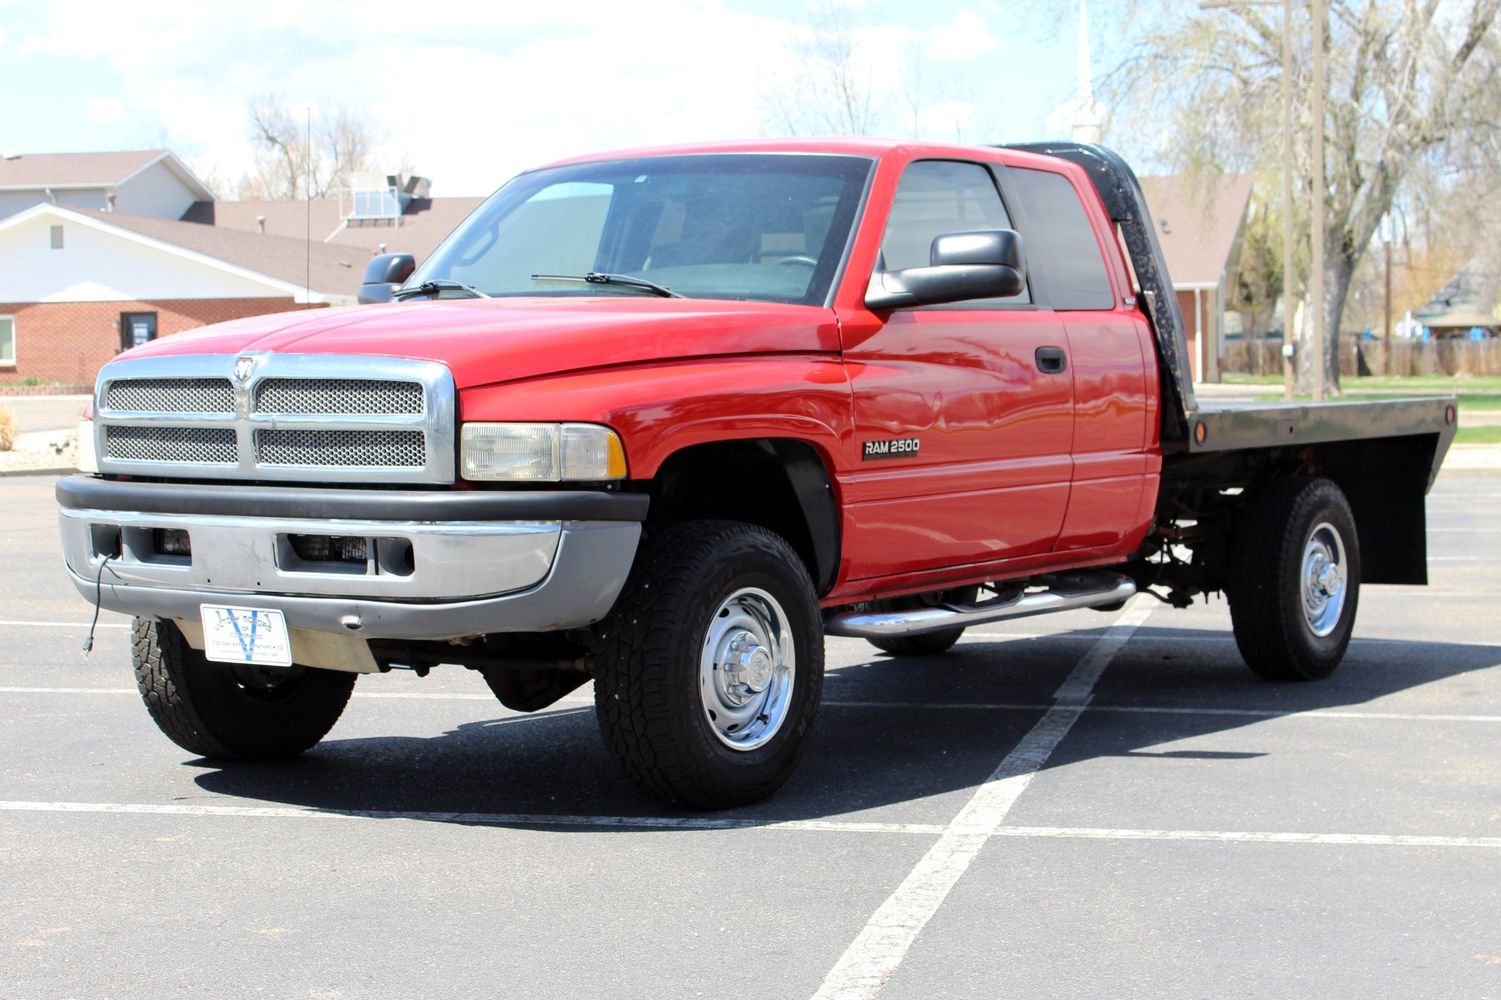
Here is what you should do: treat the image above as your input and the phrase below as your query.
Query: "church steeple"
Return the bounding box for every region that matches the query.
[1071,0,1103,143]
[1047,1,1105,143]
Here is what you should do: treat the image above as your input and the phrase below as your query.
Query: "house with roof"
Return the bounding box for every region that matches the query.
[0,203,363,387]
[0,149,214,221]
[1138,173,1255,384]
[0,151,482,390]
[1413,258,1501,337]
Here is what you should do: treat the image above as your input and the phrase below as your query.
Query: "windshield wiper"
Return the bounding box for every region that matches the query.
[393,279,492,300]
[531,272,683,298]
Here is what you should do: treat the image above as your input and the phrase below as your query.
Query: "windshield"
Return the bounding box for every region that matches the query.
[409,154,873,306]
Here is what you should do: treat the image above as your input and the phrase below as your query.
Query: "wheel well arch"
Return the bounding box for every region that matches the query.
[641,438,840,594]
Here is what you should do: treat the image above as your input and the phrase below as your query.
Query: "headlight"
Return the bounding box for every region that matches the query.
[460,422,628,482]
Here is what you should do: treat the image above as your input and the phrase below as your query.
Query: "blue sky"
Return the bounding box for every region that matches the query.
[1,0,1105,197]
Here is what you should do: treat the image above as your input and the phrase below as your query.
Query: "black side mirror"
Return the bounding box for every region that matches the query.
[865,229,1025,310]
[358,253,417,304]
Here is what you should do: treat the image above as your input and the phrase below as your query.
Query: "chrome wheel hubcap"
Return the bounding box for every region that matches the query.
[700,587,795,751]
[1300,521,1348,638]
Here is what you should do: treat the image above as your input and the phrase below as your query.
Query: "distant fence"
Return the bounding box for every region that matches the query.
[1222,339,1501,377]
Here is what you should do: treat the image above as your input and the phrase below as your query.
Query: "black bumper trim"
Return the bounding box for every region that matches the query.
[56,476,649,523]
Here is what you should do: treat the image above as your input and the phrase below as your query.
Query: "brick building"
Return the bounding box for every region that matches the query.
[0,151,483,390]
[0,204,364,388]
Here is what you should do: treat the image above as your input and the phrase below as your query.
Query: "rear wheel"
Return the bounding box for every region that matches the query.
[593,520,824,808]
[1228,477,1361,681]
[866,587,979,656]
[132,617,356,759]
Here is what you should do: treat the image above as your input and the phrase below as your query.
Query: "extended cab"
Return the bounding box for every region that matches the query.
[58,140,1456,807]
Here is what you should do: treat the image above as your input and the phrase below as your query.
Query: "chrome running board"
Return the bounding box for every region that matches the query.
[824,571,1137,639]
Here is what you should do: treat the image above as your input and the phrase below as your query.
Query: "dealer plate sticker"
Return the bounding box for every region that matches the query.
[200,605,292,667]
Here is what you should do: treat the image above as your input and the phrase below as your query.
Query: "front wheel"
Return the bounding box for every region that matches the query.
[132,617,356,759]
[1228,477,1361,681]
[593,521,824,808]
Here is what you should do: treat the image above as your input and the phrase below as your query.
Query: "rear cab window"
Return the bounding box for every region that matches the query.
[1006,167,1116,310]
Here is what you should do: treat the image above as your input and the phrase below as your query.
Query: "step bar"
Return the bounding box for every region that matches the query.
[824,572,1138,639]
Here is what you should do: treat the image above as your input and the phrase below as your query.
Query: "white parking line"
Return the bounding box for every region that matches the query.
[0,800,945,836]
[3,686,1499,724]
[991,826,1501,849]
[0,619,128,629]
[810,600,1154,1000]
[825,701,1501,724]
[2,801,1496,850]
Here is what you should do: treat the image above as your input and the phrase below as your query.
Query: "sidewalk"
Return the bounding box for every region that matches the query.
[0,428,79,476]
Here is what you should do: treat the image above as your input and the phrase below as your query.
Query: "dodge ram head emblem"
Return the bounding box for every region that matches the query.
[233,355,257,385]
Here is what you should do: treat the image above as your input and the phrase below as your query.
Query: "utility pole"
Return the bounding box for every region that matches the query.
[1382,214,1393,376]
[1281,0,1295,399]
[1310,0,1326,401]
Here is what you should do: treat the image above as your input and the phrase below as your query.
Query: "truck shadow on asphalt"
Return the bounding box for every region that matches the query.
[188,626,1501,826]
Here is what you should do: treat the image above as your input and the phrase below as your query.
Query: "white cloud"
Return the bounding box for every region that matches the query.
[5,1,1064,191]
[17,0,794,195]
[923,10,999,63]
[85,96,126,123]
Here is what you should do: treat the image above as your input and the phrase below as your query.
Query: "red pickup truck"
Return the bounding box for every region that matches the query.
[59,139,1456,807]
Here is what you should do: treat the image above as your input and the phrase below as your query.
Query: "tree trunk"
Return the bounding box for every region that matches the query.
[1293,252,1356,397]
[1324,252,1359,389]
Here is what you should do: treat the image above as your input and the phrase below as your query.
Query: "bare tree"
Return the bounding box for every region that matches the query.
[239,97,381,200]
[763,9,882,136]
[1099,0,1501,393]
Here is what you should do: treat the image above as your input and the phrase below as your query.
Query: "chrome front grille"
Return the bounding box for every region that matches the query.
[93,354,456,484]
[104,426,237,464]
[255,378,424,416]
[256,429,426,467]
[106,378,234,414]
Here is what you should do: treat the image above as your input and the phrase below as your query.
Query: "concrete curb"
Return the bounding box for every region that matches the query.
[0,466,75,478]
[1442,446,1501,471]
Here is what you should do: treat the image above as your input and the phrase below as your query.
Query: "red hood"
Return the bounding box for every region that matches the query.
[123,297,841,389]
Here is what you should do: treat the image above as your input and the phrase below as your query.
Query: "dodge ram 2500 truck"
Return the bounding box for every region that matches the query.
[58,139,1456,807]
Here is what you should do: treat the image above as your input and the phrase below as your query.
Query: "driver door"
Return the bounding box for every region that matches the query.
[839,159,1075,582]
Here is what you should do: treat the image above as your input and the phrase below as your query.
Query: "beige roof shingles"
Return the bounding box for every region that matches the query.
[1138,173,1254,288]
[75,209,365,299]
[184,196,484,264]
[0,150,168,188]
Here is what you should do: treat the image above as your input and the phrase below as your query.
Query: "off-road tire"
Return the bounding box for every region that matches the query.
[593,521,824,808]
[1228,477,1361,681]
[132,617,356,759]
[866,586,980,656]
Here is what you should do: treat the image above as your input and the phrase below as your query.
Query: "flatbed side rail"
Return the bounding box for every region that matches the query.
[1189,396,1458,491]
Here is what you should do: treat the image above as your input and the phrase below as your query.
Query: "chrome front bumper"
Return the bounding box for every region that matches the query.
[57,477,647,641]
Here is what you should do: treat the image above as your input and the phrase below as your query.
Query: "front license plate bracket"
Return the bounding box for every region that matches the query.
[199,604,293,667]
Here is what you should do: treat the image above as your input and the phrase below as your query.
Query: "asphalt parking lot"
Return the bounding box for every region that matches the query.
[2,471,1498,999]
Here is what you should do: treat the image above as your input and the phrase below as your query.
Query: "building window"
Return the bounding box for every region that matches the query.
[50,225,64,250]
[120,312,157,351]
[0,316,14,366]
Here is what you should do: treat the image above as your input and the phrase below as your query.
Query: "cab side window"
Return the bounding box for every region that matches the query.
[1007,168,1115,310]
[880,160,1030,304]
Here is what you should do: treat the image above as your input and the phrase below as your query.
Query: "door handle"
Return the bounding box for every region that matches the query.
[1035,346,1068,374]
